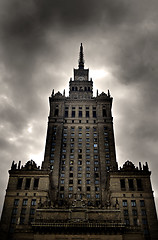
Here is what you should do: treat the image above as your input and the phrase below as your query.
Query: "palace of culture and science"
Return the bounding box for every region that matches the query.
[0,44,158,240]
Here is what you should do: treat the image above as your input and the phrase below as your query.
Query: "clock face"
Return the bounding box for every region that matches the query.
[78,76,85,81]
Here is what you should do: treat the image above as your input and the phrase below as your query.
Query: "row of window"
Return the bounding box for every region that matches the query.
[59,193,100,199]
[12,207,35,216]
[124,217,148,226]
[120,179,143,191]
[17,178,39,190]
[123,209,146,216]
[14,199,36,206]
[122,199,145,207]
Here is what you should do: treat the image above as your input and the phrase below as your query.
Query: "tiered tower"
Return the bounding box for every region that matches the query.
[0,44,157,240]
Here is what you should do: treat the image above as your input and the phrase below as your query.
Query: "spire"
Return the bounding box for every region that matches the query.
[78,43,84,69]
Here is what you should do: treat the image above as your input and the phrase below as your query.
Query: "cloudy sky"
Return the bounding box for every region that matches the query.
[0,0,158,214]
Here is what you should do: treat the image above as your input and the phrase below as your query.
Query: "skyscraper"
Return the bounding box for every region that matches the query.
[0,44,158,240]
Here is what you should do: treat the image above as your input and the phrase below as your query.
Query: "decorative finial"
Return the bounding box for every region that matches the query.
[78,43,84,69]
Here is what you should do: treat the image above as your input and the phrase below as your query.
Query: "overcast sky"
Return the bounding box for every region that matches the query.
[0,0,158,214]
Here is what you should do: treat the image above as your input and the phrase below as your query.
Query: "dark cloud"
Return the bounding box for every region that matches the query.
[0,0,158,214]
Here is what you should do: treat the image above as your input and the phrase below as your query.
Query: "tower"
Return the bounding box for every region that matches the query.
[0,44,158,240]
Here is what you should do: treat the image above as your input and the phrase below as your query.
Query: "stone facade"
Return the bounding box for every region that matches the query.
[0,44,158,240]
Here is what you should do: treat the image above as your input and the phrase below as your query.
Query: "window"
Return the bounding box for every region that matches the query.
[86,167,90,171]
[14,199,19,206]
[86,155,90,159]
[94,155,98,159]
[128,179,134,190]
[70,149,74,153]
[78,149,82,153]
[136,179,143,190]
[31,199,36,206]
[78,161,82,165]
[94,143,97,148]
[71,143,74,147]
[61,173,65,177]
[69,194,72,198]
[20,217,25,225]
[72,111,75,117]
[141,210,146,216]
[12,208,17,215]
[95,186,99,191]
[61,166,65,171]
[94,167,98,171]
[71,127,75,131]
[87,194,91,199]
[133,218,138,226]
[78,127,82,132]
[70,155,74,159]
[78,133,82,137]
[87,180,90,184]
[69,180,73,184]
[60,193,64,199]
[62,160,65,165]
[69,173,73,177]
[142,218,148,225]
[122,200,128,207]
[60,186,64,191]
[21,208,26,215]
[95,173,99,178]
[78,111,82,117]
[70,167,73,171]
[86,173,90,178]
[124,219,130,225]
[120,179,126,190]
[86,138,90,142]
[86,161,90,165]
[86,111,89,117]
[96,194,100,199]
[54,106,59,117]
[78,167,82,171]
[78,143,82,147]
[132,209,137,216]
[103,108,107,117]
[17,178,23,190]
[11,217,16,224]
[71,138,74,142]
[50,159,54,164]
[94,149,98,153]
[22,199,28,206]
[93,111,96,118]
[94,138,97,142]
[140,200,145,207]
[25,178,31,190]
[61,179,64,184]
[95,180,99,184]
[131,200,136,207]
[78,138,82,142]
[78,154,82,159]
[69,186,73,191]
[86,143,90,147]
[78,180,82,184]
[124,210,128,216]
[33,178,39,190]
[78,173,82,178]
[87,186,90,191]
[65,109,68,117]
[30,208,35,215]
